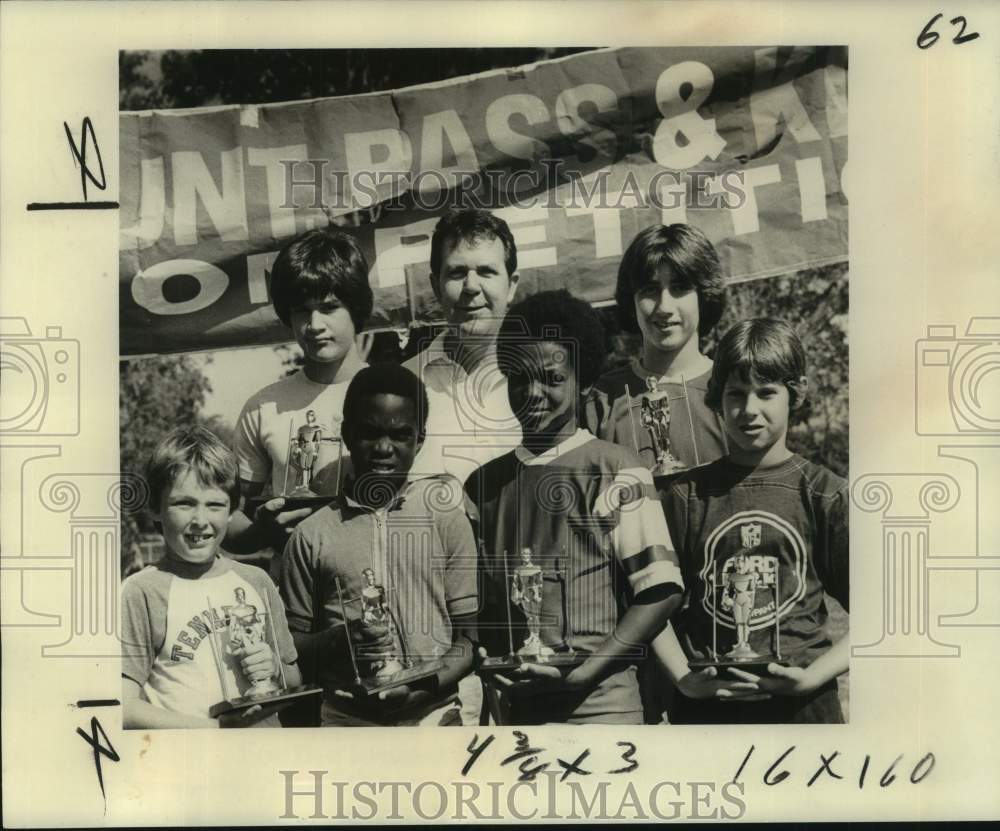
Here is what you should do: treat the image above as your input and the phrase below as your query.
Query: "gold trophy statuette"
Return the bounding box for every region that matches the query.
[639,375,687,477]
[334,572,443,697]
[357,568,405,683]
[687,522,787,673]
[478,548,585,678]
[205,589,322,719]
[288,409,324,496]
[510,547,554,662]
[228,586,279,696]
[721,553,760,660]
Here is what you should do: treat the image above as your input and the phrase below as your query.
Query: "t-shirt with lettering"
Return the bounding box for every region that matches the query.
[121,556,297,722]
[662,454,849,669]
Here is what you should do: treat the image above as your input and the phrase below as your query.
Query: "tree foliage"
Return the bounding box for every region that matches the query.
[120,48,590,111]
[119,356,212,575]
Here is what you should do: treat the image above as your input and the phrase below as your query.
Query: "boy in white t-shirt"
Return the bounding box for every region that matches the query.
[122,427,301,729]
[226,228,373,561]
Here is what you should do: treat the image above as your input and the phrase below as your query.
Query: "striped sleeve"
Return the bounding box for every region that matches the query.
[593,464,683,596]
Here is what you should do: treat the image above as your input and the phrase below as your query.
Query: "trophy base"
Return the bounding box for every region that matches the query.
[351,660,444,697]
[687,656,787,675]
[652,469,690,488]
[209,683,323,719]
[479,649,589,674]
[246,495,334,515]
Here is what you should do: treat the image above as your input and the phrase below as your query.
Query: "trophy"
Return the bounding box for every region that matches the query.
[334,570,443,696]
[205,587,322,719]
[246,409,344,515]
[687,523,788,673]
[480,547,587,674]
[625,377,687,480]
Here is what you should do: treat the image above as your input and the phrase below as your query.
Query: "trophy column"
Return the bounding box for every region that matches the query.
[0,445,61,626]
[935,445,1000,626]
[38,473,149,657]
[852,474,961,657]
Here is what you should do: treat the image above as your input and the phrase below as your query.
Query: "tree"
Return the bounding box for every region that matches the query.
[120,48,591,111]
[119,355,212,576]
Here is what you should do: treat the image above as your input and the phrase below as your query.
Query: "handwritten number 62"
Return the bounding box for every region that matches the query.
[917,13,981,49]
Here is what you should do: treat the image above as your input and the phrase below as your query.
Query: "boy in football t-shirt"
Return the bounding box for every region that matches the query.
[467,290,684,725]
[655,318,849,724]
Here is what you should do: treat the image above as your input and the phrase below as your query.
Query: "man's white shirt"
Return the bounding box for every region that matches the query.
[404,331,522,485]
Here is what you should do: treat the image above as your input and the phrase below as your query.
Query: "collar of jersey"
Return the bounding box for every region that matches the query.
[631,357,691,389]
[514,428,594,466]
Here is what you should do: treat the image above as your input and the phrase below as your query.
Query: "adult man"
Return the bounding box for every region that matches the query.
[404,209,523,484]
[403,209,523,724]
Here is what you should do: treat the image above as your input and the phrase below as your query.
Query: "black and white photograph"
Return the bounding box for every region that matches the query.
[117,45,849,730]
[1,1,998,825]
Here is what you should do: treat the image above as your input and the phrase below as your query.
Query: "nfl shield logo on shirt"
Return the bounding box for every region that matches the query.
[739,522,762,549]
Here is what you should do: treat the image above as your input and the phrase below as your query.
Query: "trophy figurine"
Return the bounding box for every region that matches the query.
[205,588,322,719]
[334,571,442,696]
[722,554,759,660]
[510,548,554,662]
[228,587,279,697]
[358,568,405,682]
[245,409,344,516]
[480,548,586,674]
[637,375,687,478]
[687,523,788,673]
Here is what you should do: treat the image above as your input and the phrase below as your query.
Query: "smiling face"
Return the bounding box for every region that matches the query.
[506,341,579,446]
[289,292,357,367]
[721,372,794,467]
[634,264,701,357]
[343,393,423,501]
[154,469,231,566]
[432,236,519,339]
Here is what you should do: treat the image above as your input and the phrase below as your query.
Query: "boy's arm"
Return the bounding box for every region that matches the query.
[652,623,766,700]
[123,678,295,729]
[569,585,679,689]
[123,677,218,729]
[225,480,315,555]
[376,612,476,710]
[729,635,849,696]
[495,586,680,695]
[378,482,478,710]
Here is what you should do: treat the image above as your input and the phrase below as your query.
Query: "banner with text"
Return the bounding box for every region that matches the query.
[119,46,848,356]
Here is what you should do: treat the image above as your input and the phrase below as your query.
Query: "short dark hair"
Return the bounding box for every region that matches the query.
[270,228,373,331]
[706,318,808,412]
[615,223,726,337]
[429,209,517,278]
[342,363,430,435]
[146,425,240,510]
[496,289,606,390]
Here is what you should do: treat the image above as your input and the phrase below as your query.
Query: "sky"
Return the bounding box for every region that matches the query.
[197,343,292,425]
